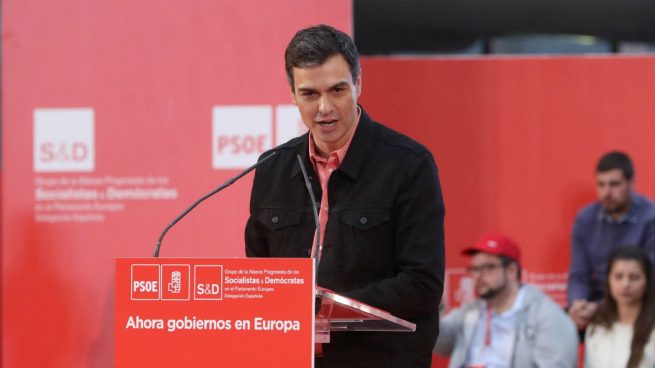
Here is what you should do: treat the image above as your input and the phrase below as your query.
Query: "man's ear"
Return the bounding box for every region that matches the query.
[355,75,362,98]
[506,262,519,279]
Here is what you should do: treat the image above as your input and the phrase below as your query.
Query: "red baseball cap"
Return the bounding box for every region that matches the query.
[461,233,521,263]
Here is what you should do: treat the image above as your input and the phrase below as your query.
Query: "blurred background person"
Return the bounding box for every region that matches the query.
[568,151,655,331]
[585,246,655,368]
[434,233,578,368]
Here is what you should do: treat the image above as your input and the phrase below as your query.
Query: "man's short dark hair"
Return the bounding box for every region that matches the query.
[284,24,360,91]
[596,151,634,180]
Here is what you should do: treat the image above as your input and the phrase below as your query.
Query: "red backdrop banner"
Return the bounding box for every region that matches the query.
[358,56,655,367]
[4,2,655,366]
[359,55,655,309]
[2,1,349,366]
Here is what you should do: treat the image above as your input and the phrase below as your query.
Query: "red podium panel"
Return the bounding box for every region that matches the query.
[116,258,314,367]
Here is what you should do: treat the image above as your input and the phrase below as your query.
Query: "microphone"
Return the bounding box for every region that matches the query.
[295,154,322,282]
[153,150,278,257]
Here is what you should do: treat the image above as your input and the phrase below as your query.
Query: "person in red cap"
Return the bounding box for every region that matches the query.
[433,233,579,368]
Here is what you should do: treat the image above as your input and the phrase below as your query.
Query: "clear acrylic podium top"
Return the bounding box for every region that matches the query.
[315,287,416,343]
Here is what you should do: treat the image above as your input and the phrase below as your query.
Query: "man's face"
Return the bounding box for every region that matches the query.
[596,168,632,214]
[291,54,361,157]
[467,253,510,300]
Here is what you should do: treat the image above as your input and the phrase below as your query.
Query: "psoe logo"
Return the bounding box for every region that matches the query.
[131,264,161,301]
[33,108,95,173]
[212,106,272,170]
[212,105,306,170]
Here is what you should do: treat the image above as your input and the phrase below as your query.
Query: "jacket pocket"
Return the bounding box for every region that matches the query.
[340,208,393,275]
[256,207,310,257]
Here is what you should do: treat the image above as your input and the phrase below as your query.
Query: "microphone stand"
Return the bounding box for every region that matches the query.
[296,154,322,288]
[153,150,277,257]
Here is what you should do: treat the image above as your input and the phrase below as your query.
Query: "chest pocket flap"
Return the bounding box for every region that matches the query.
[257,208,302,231]
[341,208,390,230]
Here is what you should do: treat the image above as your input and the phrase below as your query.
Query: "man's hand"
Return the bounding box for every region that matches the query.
[568,299,598,330]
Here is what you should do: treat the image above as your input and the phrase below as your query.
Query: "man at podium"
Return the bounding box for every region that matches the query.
[245,24,445,367]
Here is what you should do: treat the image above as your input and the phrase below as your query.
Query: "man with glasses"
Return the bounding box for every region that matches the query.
[434,233,578,368]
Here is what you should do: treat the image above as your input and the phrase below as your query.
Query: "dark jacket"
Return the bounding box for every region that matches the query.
[245,107,445,367]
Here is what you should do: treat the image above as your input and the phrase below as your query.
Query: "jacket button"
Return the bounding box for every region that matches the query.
[360,216,368,225]
[271,216,279,224]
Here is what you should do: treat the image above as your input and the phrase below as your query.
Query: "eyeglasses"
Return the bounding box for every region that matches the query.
[467,263,505,275]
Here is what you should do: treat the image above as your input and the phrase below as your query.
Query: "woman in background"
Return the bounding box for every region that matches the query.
[585,246,655,368]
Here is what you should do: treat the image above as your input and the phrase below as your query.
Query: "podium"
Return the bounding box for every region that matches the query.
[315,287,415,343]
[115,257,415,367]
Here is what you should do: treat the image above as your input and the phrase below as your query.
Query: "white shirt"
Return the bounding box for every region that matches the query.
[585,322,655,368]
[466,286,526,368]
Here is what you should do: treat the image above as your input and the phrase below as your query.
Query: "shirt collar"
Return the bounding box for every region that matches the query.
[290,105,374,181]
[598,192,641,224]
[483,285,526,318]
[502,285,526,317]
